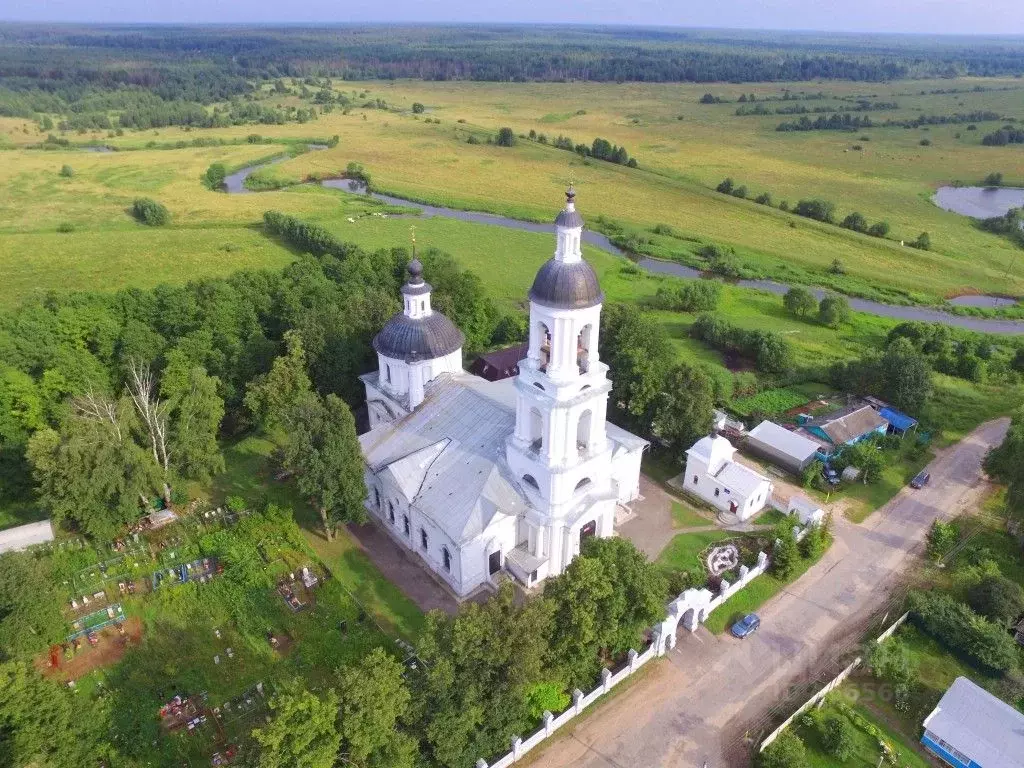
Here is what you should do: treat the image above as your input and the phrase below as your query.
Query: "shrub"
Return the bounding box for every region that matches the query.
[771,520,801,579]
[910,232,931,251]
[651,280,722,313]
[920,138,932,146]
[758,730,808,768]
[466,134,480,144]
[967,575,1024,627]
[411,102,425,114]
[58,164,74,178]
[755,192,773,206]
[983,172,1003,187]
[783,286,818,318]
[818,294,851,328]
[828,258,845,274]
[908,590,1020,674]
[131,197,170,226]
[821,716,854,761]
[840,211,868,233]
[731,185,748,199]
[56,222,75,233]
[794,198,835,223]
[203,162,227,190]
[867,221,890,237]
[495,127,517,147]
[716,177,735,194]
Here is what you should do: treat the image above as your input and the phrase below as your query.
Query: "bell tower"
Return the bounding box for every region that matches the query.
[506,187,617,576]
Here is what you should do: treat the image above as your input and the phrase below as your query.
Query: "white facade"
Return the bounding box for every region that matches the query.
[684,434,773,521]
[358,188,647,599]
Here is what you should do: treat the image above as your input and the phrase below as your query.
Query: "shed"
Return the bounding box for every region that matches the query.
[0,520,55,555]
[745,421,820,474]
[801,404,887,451]
[921,676,1024,768]
[879,407,918,436]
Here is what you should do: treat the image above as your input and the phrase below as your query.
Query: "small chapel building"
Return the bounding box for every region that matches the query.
[358,187,648,598]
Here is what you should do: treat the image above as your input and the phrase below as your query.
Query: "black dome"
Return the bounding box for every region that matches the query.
[373,312,465,363]
[529,258,604,310]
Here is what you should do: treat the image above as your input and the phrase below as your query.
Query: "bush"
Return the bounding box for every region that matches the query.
[731,185,748,199]
[840,211,868,233]
[794,198,835,223]
[967,575,1024,627]
[466,134,480,144]
[920,138,932,146]
[759,730,808,768]
[818,294,851,328]
[651,280,722,312]
[771,520,801,579]
[908,590,1020,674]
[867,221,890,237]
[821,716,854,761]
[58,164,74,178]
[203,162,227,190]
[716,178,735,194]
[755,192,773,206]
[783,286,818,318]
[983,172,1003,187]
[411,102,425,114]
[495,127,517,147]
[131,197,170,226]
[56,222,75,233]
[910,232,931,251]
[926,519,959,560]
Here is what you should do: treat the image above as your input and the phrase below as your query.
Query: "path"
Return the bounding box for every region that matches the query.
[531,418,1008,768]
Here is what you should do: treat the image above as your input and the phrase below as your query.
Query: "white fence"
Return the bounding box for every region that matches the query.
[758,610,911,752]
[477,541,788,767]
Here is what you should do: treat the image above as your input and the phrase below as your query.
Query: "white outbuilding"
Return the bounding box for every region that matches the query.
[683,434,773,521]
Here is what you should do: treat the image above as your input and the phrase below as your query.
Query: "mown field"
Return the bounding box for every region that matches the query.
[1,77,1023,306]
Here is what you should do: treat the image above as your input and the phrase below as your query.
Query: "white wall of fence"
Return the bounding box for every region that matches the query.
[758,610,911,752]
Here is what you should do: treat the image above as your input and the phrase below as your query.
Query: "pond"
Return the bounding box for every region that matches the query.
[228,162,1024,334]
[932,185,1024,219]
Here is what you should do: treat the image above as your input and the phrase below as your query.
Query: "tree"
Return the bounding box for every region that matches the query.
[0,552,66,659]
[984,171,1003,187]
[249,681,340,768]
[867,221,890,237]
[160,353,225,483]
[878,337,932,415]
[58,164,74,178]
[204,162,227,190]
[818,294,851,328]
[867,637,916,687]
[758,730,808,768]
[411,102,425,114]
[793,198,835,223]
[495,127,516,146]
[798,517,828,559]
[984,407,1024,513]
[821,716,854,760]
[338,648,415,768]
[925,519,959,561]
[911,231,931,250]
[783,287,817,318]
[771,519,800,579]
[651,362,715,452]
[284,393,366,540]
[841,211,868,233]
[716,178,735,194]
[245,330,314,430]
[967,575,1024,627]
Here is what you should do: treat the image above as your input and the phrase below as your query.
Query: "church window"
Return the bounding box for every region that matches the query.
[420,300,425,312]
[420,528,428,551]
[575,477,592,492]
[576,410,593,451]
[577,323,593,374]
[529,408,543,452]
[443,547,451,572]
[693,475,698,484]
[374,488,380,509]
[385,365,391,384]
[522,474,539,490]
[403,515,410,536]
[388,501,395,524]
[714,488,720,498]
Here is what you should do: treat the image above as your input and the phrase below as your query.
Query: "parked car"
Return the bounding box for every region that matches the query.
[910,471,930,489]
[731,613,761,639]
[822,466,841,486]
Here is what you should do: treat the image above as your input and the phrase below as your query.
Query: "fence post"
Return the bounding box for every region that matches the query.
[543,710,554,736]
[601,667,612,693]
[757,551,768,568]
[511,735,522,760]
[476,760,488,768]
[572,688,584,715]
[627,648,638,673]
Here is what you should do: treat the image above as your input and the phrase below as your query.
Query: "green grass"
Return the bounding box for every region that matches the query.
[829,442,935,524]
[731,387,813,417]
[670,500,714,528]
[656,529,735,574]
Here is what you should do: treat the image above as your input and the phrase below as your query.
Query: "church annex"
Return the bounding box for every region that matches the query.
[358,187,648,598]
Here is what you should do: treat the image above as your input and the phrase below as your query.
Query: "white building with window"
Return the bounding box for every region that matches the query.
[358,187,648,598]
[683,434,772,521]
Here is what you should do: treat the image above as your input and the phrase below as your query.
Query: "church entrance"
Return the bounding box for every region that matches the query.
[488,550,501,575]
[579,520,597,545]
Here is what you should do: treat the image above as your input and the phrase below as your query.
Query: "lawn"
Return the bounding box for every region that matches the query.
[670,500,714,528]
[828,441,936,524]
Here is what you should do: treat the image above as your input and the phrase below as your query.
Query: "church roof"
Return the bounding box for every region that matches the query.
[373,311,464,363]
[359,374,527,544]
[554,184,584,228]
[529,258,604,310]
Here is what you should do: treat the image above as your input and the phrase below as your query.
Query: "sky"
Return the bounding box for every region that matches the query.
[4,0,1024,36]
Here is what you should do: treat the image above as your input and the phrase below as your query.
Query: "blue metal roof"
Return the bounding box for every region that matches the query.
[880,407,918,432]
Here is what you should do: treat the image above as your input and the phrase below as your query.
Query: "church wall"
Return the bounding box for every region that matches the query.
[610,446,644,503]
[459,514,518,595]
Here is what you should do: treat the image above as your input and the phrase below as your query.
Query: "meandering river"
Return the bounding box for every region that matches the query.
[228,162,1024,334]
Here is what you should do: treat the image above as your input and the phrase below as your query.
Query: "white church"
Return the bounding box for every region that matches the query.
[358,187,648,598]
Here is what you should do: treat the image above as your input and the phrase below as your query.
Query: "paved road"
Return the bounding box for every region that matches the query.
[533,419,1009,768]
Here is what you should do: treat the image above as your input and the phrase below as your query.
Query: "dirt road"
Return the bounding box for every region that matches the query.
[532,419,1008,768]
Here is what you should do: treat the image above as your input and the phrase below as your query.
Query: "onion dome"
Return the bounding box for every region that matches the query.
[529,259,604,310]
[373,261,464,362]
[554,184,584,228]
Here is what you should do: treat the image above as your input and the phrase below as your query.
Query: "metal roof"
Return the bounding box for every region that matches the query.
[529,257,604,310]
[714,461,771,498]
[359,374,527,544]
[879,407,918,432]
[0,520,54,555]
[747,421,821,462]
[923,677,1024,768]
[373,311,465,363]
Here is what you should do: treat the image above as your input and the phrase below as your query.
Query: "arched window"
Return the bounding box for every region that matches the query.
[532,382,545,391]
[374,488,381,509]
[575,477,592,492]
[537,321,552,370]
[385,364,392,384]
[577,323,593,374]
[522,474,539,490]
[420,528,429,551]
[576,410,593,451]
[529,408,544,453]
[442,547,451,572]
[403,515,410,536]
[388,501,395,524]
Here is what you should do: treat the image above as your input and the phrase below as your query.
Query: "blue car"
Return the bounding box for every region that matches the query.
[731,613,761,639]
